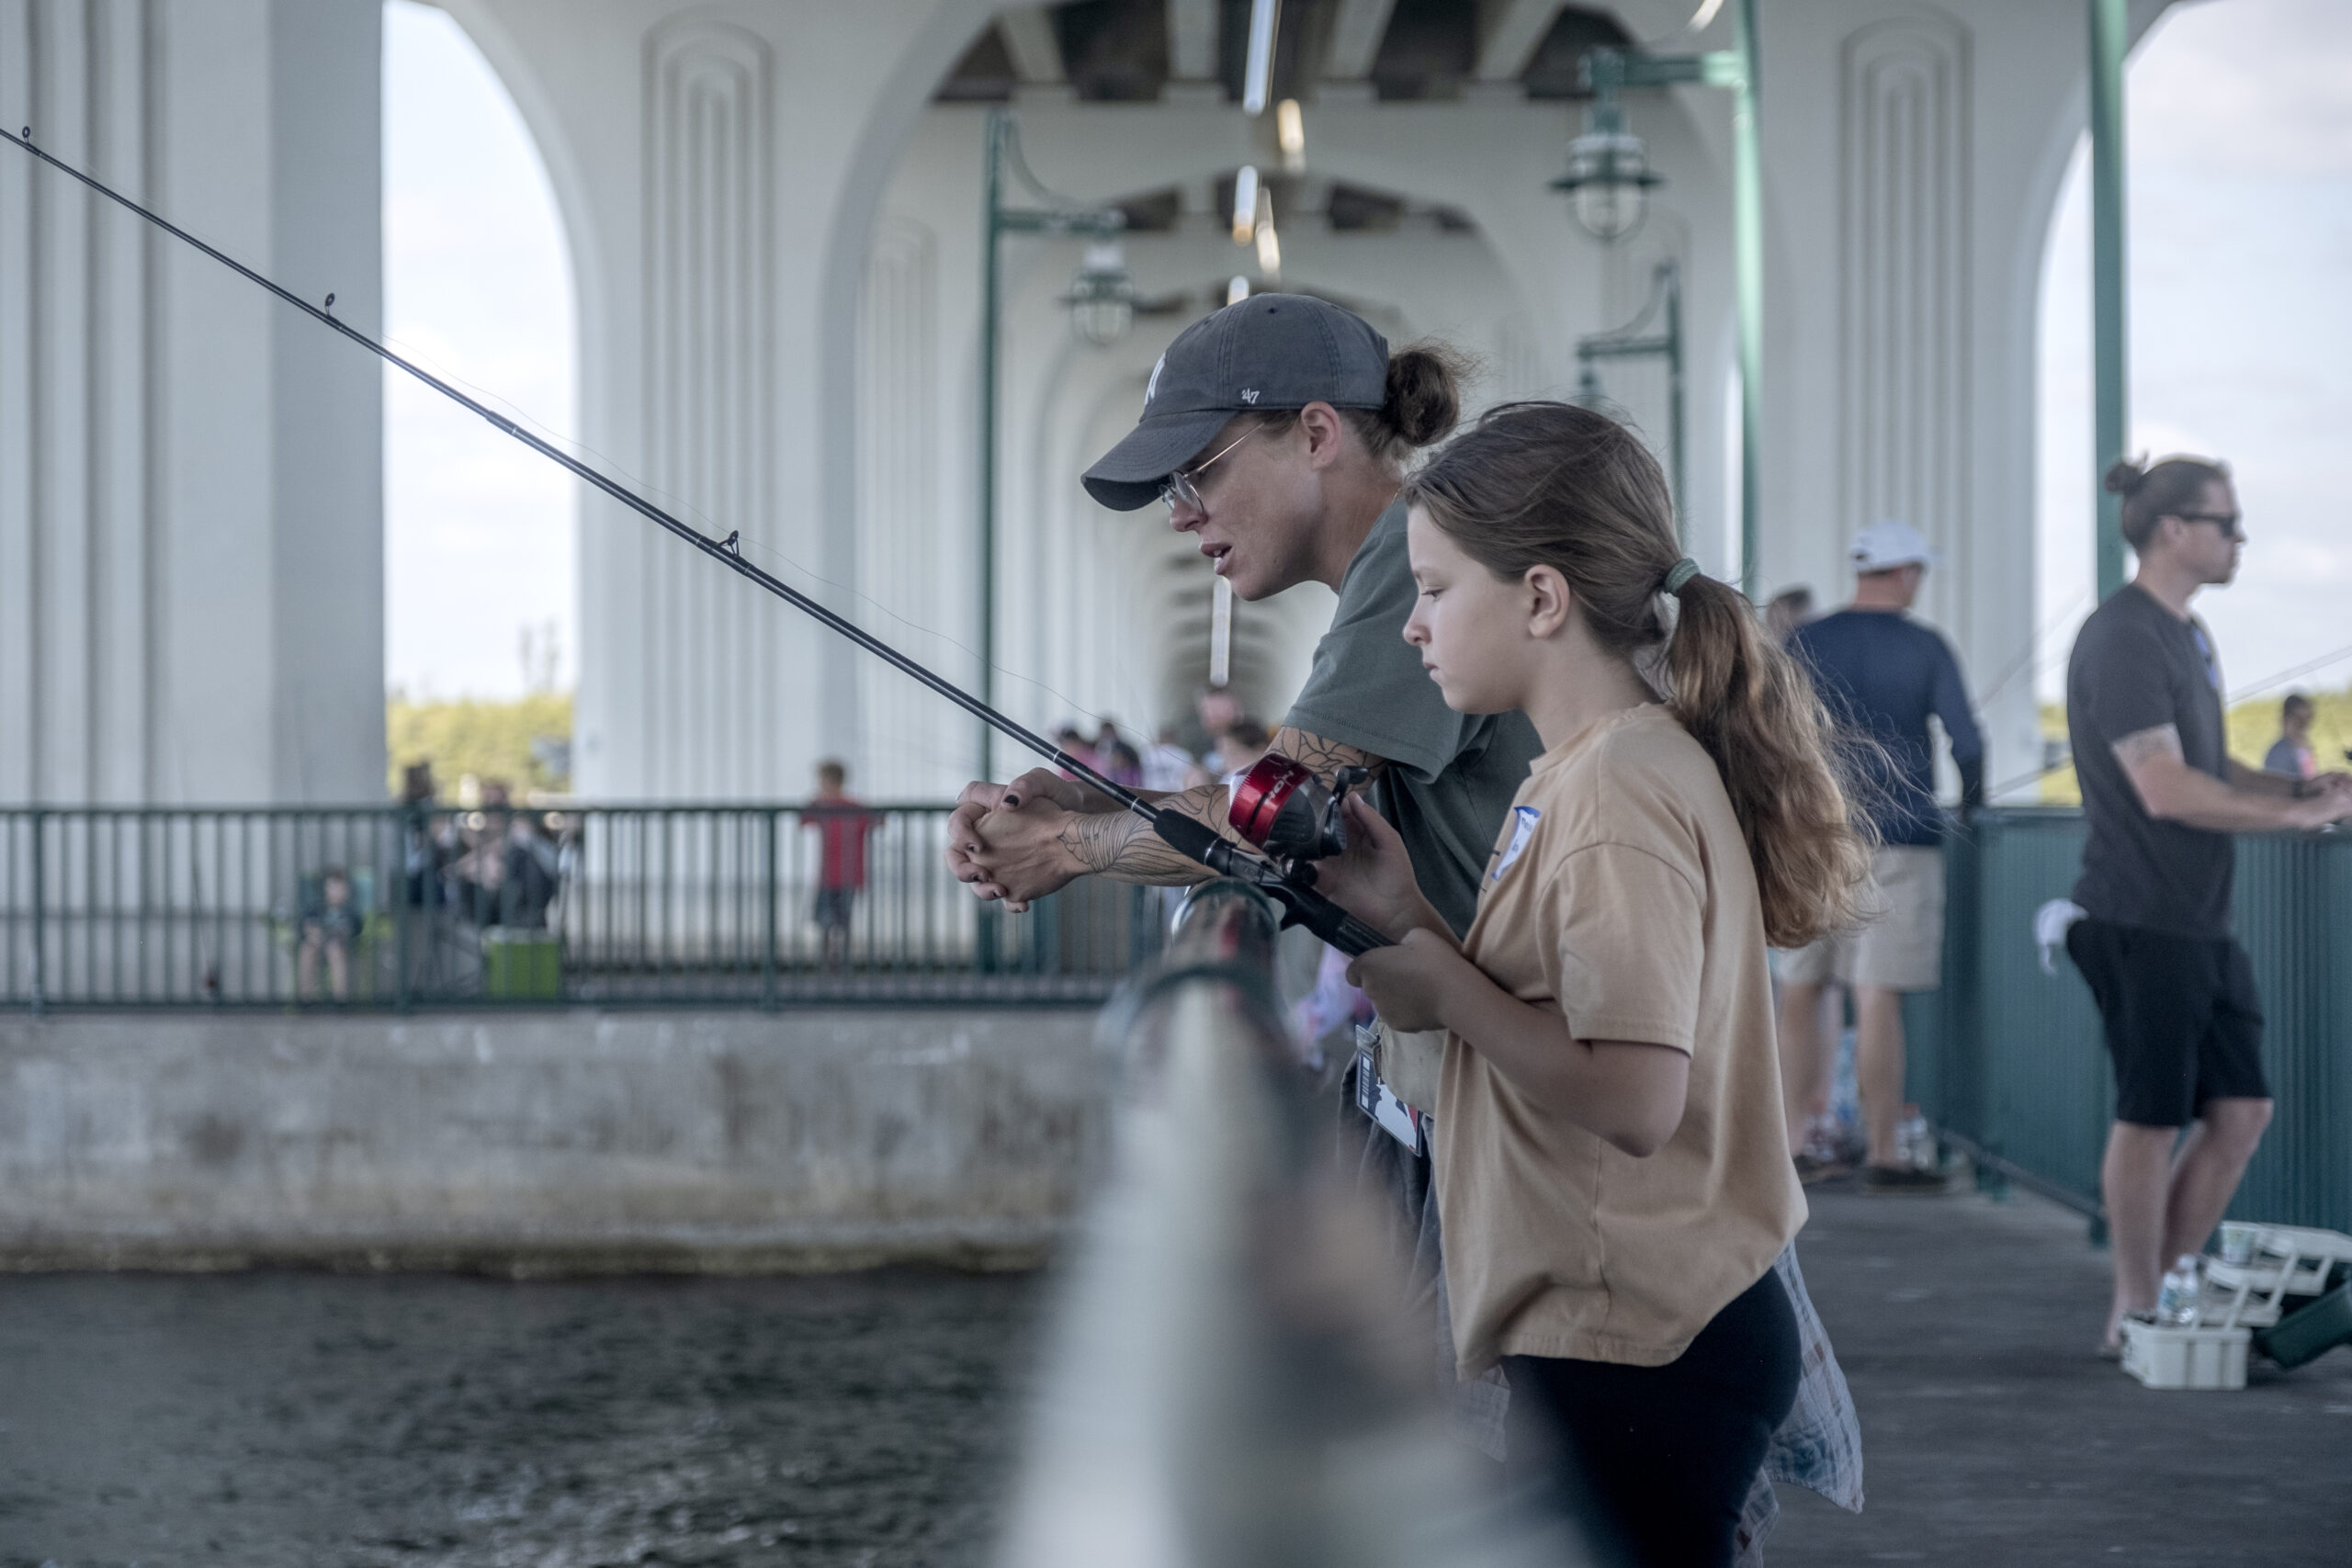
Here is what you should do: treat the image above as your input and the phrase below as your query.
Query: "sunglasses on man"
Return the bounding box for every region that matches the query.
[2172,510,2243,541]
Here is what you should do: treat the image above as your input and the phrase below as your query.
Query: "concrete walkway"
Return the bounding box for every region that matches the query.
[1768,1181,2352,1566]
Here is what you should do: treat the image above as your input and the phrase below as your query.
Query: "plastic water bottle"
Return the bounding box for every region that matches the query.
[2157,1258,2200,1327]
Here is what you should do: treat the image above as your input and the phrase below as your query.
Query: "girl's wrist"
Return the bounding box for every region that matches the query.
[1380,894,1453,945]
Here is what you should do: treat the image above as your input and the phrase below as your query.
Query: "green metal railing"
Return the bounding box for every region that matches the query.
[0,804,1166,1011]
[1905,809,2352,1234]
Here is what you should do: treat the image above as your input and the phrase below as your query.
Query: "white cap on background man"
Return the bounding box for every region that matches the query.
[1849,519,1939,573]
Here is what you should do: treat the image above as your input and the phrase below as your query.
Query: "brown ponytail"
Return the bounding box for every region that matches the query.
[1403,401,1873,947]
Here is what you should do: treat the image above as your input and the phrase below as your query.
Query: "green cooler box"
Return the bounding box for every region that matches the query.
[484,929,563,999]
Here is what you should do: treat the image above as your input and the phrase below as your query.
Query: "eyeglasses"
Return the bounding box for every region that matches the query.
[1159,426,1259,513]
[2173,511,2244,541]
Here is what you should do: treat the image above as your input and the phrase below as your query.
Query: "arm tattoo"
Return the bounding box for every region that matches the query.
[1048,728,1388,886]
[1268,727,1387,783]
[2111,724,2184,771]
[1055,785,1229,886]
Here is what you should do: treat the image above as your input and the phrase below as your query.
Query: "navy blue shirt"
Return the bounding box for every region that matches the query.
[1790,609,1984,846]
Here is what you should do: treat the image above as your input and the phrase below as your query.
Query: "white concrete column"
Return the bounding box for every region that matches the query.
[455,0,999,802]
[0,0,383,805]
[1752,0,2164,797]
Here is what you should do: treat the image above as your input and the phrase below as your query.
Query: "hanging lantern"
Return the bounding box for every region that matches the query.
[1552,128,1661,242]
[1065,240,1136,347]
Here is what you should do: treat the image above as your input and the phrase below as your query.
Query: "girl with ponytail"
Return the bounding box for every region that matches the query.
[1317,400,1871,1567]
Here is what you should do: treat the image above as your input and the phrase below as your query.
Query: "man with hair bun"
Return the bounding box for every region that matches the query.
[2065,455,2352,1354]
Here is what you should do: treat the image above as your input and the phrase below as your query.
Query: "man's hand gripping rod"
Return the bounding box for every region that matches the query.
[0,126,1390,956]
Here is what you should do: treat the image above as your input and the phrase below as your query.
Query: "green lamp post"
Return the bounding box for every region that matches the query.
[2088,0,2130,602]
[1574,261,1685,543]
[1557,0,1761,598]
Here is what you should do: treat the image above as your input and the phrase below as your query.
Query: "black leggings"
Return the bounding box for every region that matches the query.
[1503,1268,1800,1568]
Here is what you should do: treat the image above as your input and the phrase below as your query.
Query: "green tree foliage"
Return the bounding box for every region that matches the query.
[2038,685,2350,806]
[386,691,573,799]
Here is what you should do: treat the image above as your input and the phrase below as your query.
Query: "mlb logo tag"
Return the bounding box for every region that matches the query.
[1146,355,1166,406]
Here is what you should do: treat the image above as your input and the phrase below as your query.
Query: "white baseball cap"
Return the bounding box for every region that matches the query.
[1850,520,1939,572]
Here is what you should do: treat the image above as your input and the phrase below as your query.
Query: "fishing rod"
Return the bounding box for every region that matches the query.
[1,124,1389,955]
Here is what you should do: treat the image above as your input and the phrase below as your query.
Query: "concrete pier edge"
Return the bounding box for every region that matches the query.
[0,1010,1105,1274]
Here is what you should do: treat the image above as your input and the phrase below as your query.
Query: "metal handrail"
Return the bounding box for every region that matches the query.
[0,802,1165,1010]
[1001,879,1589,1565]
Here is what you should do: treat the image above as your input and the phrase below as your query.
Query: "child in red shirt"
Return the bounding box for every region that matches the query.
[805,760,874,968]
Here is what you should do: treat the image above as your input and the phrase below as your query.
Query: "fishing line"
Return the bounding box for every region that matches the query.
[3,124,1387,954]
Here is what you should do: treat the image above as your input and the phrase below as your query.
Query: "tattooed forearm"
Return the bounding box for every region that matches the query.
[1056,785,1231,886]
[1049,729,1388,886]
[1269,727,1387,784]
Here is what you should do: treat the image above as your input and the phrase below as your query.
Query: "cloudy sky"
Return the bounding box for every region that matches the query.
[383,0,573,699]
[2037,0,2352,704]
[384,0,2351,705]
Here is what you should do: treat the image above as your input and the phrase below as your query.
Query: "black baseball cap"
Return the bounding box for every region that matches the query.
[1081,294,1390,511]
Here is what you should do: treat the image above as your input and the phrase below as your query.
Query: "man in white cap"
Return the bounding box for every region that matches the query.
[1778,521,1984,1192]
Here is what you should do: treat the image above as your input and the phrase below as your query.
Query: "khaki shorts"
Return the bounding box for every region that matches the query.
[1774,844,1945,992]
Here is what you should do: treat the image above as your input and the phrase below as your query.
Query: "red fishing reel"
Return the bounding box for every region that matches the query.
[1227,754,1373,865]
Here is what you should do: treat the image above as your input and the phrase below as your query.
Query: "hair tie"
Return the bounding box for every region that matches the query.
[1663,558,1701,594]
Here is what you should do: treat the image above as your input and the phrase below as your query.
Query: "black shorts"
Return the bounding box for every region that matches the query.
[811,887,857,931]
[2066,918,2267,1128]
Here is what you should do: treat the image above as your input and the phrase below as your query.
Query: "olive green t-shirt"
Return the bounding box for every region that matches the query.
[1440,705,1804,1372]
[1283,499,1544,937]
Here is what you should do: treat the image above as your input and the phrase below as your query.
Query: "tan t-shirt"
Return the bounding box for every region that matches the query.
[1438,704,1804,1373]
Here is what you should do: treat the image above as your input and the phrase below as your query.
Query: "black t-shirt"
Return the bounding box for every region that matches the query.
[2064,583,2233,939]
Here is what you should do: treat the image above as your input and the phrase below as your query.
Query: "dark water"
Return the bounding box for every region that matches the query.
[0,1268,1046,1567]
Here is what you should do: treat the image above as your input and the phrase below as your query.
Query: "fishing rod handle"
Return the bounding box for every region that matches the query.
[1148,809,1394,954]
[1318,908,1395,958]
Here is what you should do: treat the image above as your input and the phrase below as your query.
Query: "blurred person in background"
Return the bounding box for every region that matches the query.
[497,812,563,930]
[1094,719,1144,789]
[448,780,516,926]
[805,759,875,971]
[1050,724,1098,784]
[1193,683,1239,754]
[1140,725,1197,793]
[2067,457,2352,1354]
[297,867,364,1002]
[1215,717,1273,785]
[1765,585,1815,645]
[1778,522,1982,1194]
[2264,692,2315,779]
[396,761,459,989]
